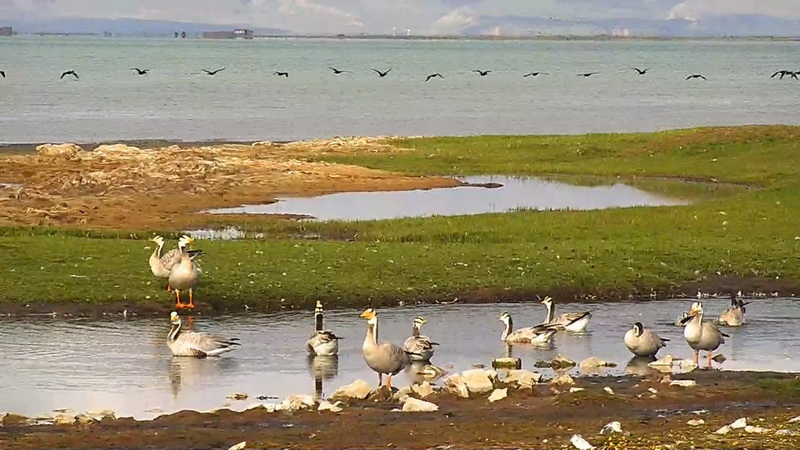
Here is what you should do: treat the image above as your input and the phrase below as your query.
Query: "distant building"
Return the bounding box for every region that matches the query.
[0,27,12,37]
[203,29,253,39]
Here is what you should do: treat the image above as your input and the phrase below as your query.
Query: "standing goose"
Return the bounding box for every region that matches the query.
[360,308,413,389]
[148,236,202,291]
[403,316,438,362]
[624,322,669,357]
[498,312,557,344]
[168,236,200,309]
[306,301,340,356]
[540,297,591,332]
[167,312,240,357]
[682,302,728,367]
[717,290,750,327]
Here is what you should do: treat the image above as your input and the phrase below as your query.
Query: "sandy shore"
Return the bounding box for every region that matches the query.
[2,370,798,449]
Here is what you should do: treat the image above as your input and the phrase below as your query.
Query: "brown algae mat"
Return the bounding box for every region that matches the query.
[0,137,459,229]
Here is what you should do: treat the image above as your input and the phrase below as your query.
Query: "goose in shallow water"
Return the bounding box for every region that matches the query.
[681,301,728,367]
[167,312,240,357]
[539,296,591,332]
[717,290,750,327]
[168,236,200,309]
[498,312,557,344]
[403,316,438,362]
[624,322,668,357]
[306,301,340,356]
[360,308,413,389]
[148,236,202,291]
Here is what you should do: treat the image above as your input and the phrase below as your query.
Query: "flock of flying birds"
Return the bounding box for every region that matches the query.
[1,66,799,82]
[152,236,751,387]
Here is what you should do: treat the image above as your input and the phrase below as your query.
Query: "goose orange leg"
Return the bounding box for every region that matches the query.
[185,289,195,309]
[386,375,393,390]
[174,289,185,309]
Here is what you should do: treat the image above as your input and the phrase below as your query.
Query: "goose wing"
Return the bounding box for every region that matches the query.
[404,335,438,353]
[178,331,239,355]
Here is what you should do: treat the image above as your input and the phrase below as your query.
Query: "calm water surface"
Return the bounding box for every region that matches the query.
[1,298,797,420]
[207,175,687,220]
[1,37,799,143]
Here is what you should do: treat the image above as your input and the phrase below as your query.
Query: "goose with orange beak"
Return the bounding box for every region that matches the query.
[360,308,413,389]
[681,301,728,367]
[168,236,200,309]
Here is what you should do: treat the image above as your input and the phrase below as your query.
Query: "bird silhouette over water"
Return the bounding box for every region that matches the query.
[372,68,392,77]
[771,70,798,80]
[60,70,79,80]
[0,70,5,78]
[523,72,548,77]
[631,67,650,75]
[686,74,707,81]
[131,68,149,75]
[273,71,289,77]
[202,67,226,76]
[578,72,599,77]
[425,73,444,82]
[328,67,349,75]
[473,70,492,76]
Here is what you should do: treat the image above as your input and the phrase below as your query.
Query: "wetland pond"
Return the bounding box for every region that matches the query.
[1,298,798,420]
[206,176,689,221]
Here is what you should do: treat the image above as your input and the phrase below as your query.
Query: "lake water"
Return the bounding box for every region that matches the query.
[206,175,687,220]
[1,298,797,420]
[1,37,799,144]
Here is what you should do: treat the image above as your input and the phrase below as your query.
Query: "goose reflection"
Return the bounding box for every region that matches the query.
[624,356,662,378]
[168,356,239,398]
[307,355,339,400]
[404,361,449,385]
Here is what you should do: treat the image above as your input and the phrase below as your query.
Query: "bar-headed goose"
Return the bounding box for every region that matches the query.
[540,296,591,332]
[149,236,203,291]
[717,290,750,327]
[499,312,557,344]
[360,308,413,389]
[681,301,728,367]
[624,322,668,357]
[168,236,200,309]
[167,312,240,357]
[403,316,438,362]
[306,301,340,356]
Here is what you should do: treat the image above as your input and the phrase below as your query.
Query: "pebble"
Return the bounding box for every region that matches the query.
[647,388,658,394]
[401,397,439,413]
[715,425,731,435]
[789,415,800,423]
[744,425,768,434]
[550,373,575,386]
[669,380,697,387]
[570,434,595,449]
[603,387,614,395]
[687,419,705,426]
[317,401,343,413]
[569,387,586,393]
[599,421,622,434]
[729,417,747,429]
[487,388,507,403]
[228,442,247,450]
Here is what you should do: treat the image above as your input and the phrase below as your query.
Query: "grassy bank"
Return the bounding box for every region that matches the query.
[1,126,799,312]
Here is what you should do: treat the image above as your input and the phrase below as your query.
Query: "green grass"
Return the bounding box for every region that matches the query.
[758,379,800,399]
[1,125,799,310]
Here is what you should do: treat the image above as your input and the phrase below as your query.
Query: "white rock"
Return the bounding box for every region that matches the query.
[648,355,674,366]
[569,387,586,393]
[317,401,343,413]
[401,397,439,412]
[392,386,413,403]
[677,359,699,371]
[504,369,542,389]
[279,394,316,412]
[36,143,83,160]
[552,354,576,368]
[75,414,96,425]
[461,369,495,395]
[488,388,507,403]
[580,357,615,372]
[715,425,731,435]
[444,374,470,398]
[53,412,76,426]
[600,421,622,434]
[94,144,141,154]
[669,380,697,387]
[603,387,615,395]
[551,373,575,386]
[745,425,768,434]
[411,381,434,399]
[647,388,658,394]
[330,379,372,401]
[730,417,747,429]
[687,419,705,426]
[85,409,116,421]
[789,415,800,423]
[776,429,797,436]
[228,442,247,450]
[570,434,595,449]
[0,412,6,426]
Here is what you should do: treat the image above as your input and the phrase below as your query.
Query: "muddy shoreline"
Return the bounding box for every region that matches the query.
[2,370,798,449]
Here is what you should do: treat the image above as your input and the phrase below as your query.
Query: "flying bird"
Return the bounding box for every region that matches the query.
[771,70,798,80]
[577,72,599,77]
[60,70,79,80]
[472,70,492,76]
[372,68,392,77]
[131,68,149,75]
[685,74,707,81]
[425,73,444,82]
[202,67,226,76]
[523,72,548,77]
[273,71,289,77]
[328,66,349,74]
[631,67,649,75]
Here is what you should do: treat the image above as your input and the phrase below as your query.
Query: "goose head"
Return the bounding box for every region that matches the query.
[150,235,165,246]
[178,235,194,249]
[169,311,181,326]
[688,301,704,317]
[498,312,511,324]
[632,322,644,337]
[413,316,428,328]
[315,300,324,314]
[540,296,554,307]
[360,308,377,325]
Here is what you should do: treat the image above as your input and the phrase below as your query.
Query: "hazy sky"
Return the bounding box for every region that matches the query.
[4,0,800,33]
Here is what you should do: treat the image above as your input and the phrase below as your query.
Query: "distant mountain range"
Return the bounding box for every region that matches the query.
[3,14,800,38]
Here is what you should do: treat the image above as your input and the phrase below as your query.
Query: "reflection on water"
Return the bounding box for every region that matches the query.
[0,298,797,419]
[206,176,689,221]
